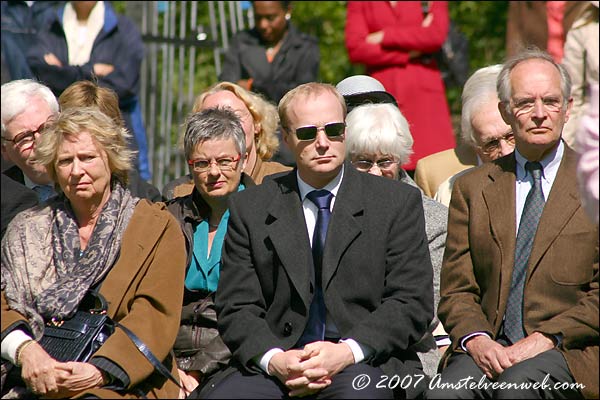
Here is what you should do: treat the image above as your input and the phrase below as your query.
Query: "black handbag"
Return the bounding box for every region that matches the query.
[5,290,181,392]
[435,21,470,88]
[39,291,115,362]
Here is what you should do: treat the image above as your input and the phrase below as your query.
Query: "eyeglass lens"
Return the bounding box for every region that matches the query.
[188,155,240,172]
[353,159,397,171]
[295,122,345,141]
[482,132,515,154]
[3,122,46,148]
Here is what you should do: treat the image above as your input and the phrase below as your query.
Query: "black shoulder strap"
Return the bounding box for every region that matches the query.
[117,323,182,388]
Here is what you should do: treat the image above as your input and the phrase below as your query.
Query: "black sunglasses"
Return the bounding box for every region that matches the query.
[294,122,345,141]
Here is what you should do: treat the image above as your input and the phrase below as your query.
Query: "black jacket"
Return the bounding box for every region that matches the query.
[219,24,320,103]
[1,174,38,238]
[207,163,432,398]
[26,2,143,104]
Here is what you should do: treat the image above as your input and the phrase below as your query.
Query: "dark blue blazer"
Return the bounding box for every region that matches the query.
[26,2,151,179]
[26,2,143,104]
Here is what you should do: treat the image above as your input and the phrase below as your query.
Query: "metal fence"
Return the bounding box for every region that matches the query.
[127,1,253,191]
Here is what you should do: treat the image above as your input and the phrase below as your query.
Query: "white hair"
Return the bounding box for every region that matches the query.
[345,103,414,165]
[460,64,503,146]
[1,79,59,136]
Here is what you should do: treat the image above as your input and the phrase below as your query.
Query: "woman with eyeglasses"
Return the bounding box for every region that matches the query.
[165,107,254,398]
[345,102,450,379]
[162,82,291,200]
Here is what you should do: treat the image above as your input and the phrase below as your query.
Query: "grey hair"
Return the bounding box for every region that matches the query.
[497,47,572,116]
[1,79,59,136]
[345,103,414,165]
[461,64,503,146]
[183,107,247,161]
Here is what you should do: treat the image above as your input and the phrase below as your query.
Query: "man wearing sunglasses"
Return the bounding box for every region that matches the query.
[1,79,58,205]
[200,83,433,399]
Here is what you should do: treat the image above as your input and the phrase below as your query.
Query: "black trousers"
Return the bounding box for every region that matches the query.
[199,363,394,399]
[425,349,583,399]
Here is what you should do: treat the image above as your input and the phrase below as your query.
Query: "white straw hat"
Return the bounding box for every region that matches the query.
[336,75,397,111]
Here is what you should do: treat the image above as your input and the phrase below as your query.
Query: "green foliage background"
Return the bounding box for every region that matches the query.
[112,1,509,184]
[116,0,509,118]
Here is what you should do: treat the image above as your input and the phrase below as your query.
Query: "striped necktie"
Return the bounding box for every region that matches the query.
[504,161,545,343]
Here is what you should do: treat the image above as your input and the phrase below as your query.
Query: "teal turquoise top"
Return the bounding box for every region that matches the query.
[184,184,245,292]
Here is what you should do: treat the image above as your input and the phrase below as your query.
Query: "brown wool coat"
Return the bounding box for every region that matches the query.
[438,147,599,399]
[1,200,187,399]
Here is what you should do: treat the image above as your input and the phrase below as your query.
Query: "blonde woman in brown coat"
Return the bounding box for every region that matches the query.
[1,107,186,398]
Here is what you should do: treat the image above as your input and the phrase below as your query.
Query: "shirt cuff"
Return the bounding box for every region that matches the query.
[340,338,373,363]
[435,335,451,347]
[460,332,491,352]
[1,329,33,365]
[257,348,284,375]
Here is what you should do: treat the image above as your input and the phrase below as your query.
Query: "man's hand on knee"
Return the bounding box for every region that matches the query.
[465,335,513,379]
[268,347,330,397]
[286,372,331,398]
[284,341,355,397]
[505,332,556,365]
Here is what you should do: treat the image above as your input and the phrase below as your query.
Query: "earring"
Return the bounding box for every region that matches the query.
[285,14,291,21]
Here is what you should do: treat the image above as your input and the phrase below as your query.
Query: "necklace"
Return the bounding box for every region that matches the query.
[208,221,220,229]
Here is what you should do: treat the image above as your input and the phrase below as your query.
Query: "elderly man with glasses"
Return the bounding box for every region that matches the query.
[433,64,515,207]
[426,48,598,399]
[196,82,434,399]
[1,79,58,205]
